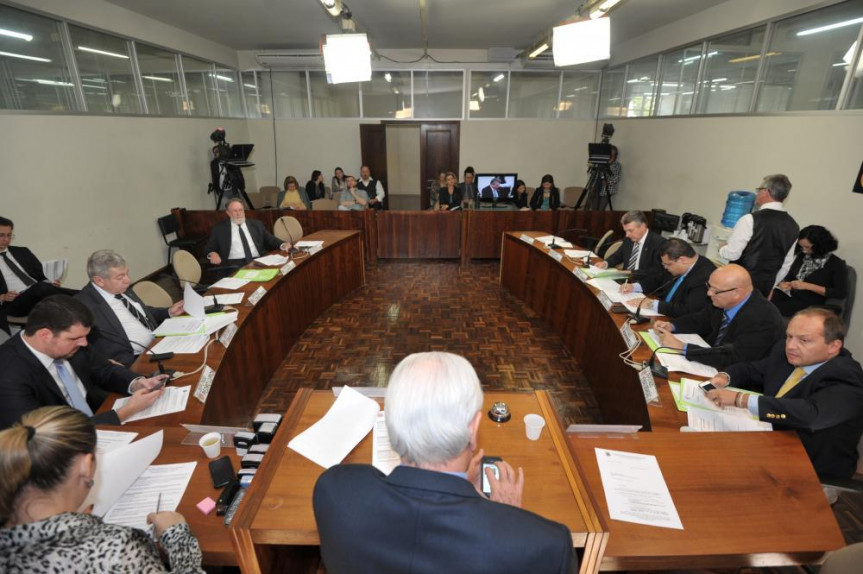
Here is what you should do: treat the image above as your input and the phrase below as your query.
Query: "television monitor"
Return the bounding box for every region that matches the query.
[475,173,517,202]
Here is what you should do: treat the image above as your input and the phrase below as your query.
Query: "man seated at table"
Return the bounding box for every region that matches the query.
[76,250,185,367]
[628,238,716,318]
[205,198,289,267]
[654,264,783,370]
[704,308,863,480]
[0,295,167,429]
[595,210,667,292]
[313,352,575,574]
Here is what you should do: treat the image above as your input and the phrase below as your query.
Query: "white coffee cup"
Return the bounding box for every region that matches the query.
[524,414,546,441]
[199,432,222,458]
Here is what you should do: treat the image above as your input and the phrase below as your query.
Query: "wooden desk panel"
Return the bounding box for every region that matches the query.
[569,432,845,570]
[376,211,462,258]
[467,210,555,259]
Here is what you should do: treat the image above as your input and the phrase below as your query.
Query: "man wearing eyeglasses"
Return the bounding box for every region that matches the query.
[0,216,76,335]
[653,264,783,369]
[718,174,798,297]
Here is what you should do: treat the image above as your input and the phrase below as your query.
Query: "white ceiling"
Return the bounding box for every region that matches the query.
[102,0,730,54]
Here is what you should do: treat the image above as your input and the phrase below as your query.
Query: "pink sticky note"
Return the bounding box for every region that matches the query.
[197,497,216,516]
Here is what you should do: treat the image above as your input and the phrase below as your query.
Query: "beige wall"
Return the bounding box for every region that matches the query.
[386,124,421,200]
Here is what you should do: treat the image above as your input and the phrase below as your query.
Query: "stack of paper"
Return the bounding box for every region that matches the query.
[149,334,209,355]
[679,379,772,431]
[96,430,138,455]
[583,265,630,279]
[533,235,573,248]
[254,254,289,266]
[113,386,190,423]
[204,292,244,306]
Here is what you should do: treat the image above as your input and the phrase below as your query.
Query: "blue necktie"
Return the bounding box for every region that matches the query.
[715,312,731,345]
[54,360,93,416]
[665,275,686,302]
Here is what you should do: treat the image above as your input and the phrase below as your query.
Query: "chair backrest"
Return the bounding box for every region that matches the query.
[603,240,624,260]
[311,198,338,211]
[825,265,856,328]
[157,214,180,243]
[259,185,280,208]
[274,216,304,242]
[525,187,536,204]
[132,280,174,308]
[172,250,202,288]
[562,186,583,207]
[594,229,615,256]
[819,542,863,574]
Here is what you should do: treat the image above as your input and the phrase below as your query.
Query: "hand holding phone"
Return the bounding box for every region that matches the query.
[699,381,717,393]
[480,456,502,497]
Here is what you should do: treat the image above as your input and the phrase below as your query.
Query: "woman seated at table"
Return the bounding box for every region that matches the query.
[305,170,326,201]
[331,167,347,200]
[429,170,446,209]
[338,176,368,211]
[433,172,462,211]
[772,225,847,317]
[529,174,561,211]
[0,406,204,573]
[279,175,310,210]
[512,179,530,210]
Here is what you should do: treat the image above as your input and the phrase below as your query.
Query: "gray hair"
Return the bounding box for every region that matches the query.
[761,174,792,202]
[385,352,484,467]
[225,198,244,210]
[86,249,126,280]
[621,210,648,226]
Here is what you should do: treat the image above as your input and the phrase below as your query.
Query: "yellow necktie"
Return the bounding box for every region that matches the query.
[776,367,807,398]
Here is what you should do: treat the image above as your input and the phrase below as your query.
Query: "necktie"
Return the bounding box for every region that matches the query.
[0,252,36,287]
[776,367,808,398]
[53,360,93,416]
[237,224,254,263]
[665,274,686,302]
[627,242,641,271]
[115,294,154,330]
[714,311,731,345]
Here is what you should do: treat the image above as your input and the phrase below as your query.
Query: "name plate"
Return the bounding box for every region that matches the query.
[307,245,323,255]
[248,286,267,306]
[194,365,216,403]
[573,267,588,282]
[548,250,563,262]
[519,233,534,244]
[620,322,640,351]
[638,367,660,404]
[280,260,296,275]
[597,290,613,311]
[219,322,238,348]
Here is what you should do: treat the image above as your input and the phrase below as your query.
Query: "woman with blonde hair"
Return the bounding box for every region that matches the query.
[0,406,204,573]
[279,175,310,210]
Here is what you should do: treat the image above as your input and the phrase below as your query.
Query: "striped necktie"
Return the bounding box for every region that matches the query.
[776,367,807,398]
[714,311,731,344]
[115,294,154,330]
[627,242,640,271]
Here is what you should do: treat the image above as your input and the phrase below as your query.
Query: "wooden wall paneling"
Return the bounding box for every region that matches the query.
[419,122,461,211]
[360,123,389,210]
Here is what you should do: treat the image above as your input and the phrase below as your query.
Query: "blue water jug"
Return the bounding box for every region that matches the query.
[721,191,756,228]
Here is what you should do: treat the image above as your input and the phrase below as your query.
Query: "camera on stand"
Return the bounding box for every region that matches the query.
[207,128,256,210]
[575,123,616,211]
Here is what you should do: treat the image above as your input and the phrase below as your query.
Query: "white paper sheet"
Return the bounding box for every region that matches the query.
[586,278,625,294]
[150,334,209,355]
[210,277,250,290]
[113,386,190,423]
[152,316,204,337]
[203,312,238,335]
[288,385,381,468]
[595,448,683,530]
[687,408,773,432]
[85,430,163,516]
[534,235,573,248]
[41,258,68,282]
[564,250,597,259]
[183,282,205,319]
[203,292,244,305]
[372,412,401,475]
[296,240,324,248]
[647,329,711,349]
[254,254,289,266]
[656,353,719,378]
[103,462,197,532]
[96,430,138,455]
[623,300,662,317]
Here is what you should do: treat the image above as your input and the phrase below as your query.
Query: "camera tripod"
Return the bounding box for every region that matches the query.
[209,162,255,210]
[574,163,614,211]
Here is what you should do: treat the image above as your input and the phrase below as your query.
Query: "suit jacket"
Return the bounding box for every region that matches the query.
[655,255,716,318]
[0,246,47,295]
[75,283,169,367]
[314,464,575,574]
[725,342,863,479]
[603,230,667,292]
[479,185,511,201]
[204,218,283,261]
[0,334,138,429]
[673,290,783,370]
[529,187,561,210]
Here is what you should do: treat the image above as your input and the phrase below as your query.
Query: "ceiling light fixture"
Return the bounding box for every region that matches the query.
[319,0,343,18]
[0,28,33,41]
[797,16,863,37]
[589,0,622,20]
[142,75,173,83]
[493,73,505,82]
[528,43,549,59]
[323,33,371,84]
[553,17,610,66]
[77,46,129,59]
[0,50,50,62]
[727,51,781,64]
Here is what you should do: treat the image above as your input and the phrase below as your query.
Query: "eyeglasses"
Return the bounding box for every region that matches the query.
[0,233,14,239]
[706,282,737,295]
[755,186,768,192]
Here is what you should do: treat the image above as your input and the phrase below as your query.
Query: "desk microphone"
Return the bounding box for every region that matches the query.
[628,275,677,325]
[549,227,587,250]
[89,326,175,379]
[179,279,224,313]
[644,345,681,379]
[279,219,300,255]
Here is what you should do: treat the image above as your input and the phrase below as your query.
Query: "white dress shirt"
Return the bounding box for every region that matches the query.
[21,336,89,405]
[719,202,796,288]
[359,178,386,201]
[631,231,649,271]
[0,249,35,294]
[93,283,154,353]
[228,221,261,260]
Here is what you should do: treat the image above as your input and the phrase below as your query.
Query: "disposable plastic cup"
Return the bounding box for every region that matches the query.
[199,432,222,458]
[524,414,546,441]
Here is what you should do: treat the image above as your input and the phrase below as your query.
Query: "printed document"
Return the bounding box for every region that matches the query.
[85,430,163,516]
[103,462,196,532]
[113,386,190,423]
[203,292,244,306]
[210,277,250,290]
[95,430,138,455]
[254,254,289,266]
[372,412,401,475]
[534,235,573,248]
[152,316,204,337]
[564,250,597,259]
[150,334,209,355]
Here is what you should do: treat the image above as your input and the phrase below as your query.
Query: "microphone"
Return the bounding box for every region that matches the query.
[549,227,588,251]
[179,278,224,313]
[279,218,300,254]
[89,325,175,378]
[627,275,678,324]
[644,345,682,379]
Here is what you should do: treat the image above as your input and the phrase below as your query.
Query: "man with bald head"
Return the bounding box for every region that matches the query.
[704,308,863,479]
[654,264,783,369]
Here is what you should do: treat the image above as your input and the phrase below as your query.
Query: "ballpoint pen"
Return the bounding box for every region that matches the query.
[156,492,162,514]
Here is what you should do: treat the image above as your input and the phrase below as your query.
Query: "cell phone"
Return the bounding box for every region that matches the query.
[480,456,502,497]
[148,352,174,362]
[208,456,236,488]
[699,381,717,393]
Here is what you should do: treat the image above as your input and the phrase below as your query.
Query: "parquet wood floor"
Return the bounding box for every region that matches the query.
[256,260,602,427]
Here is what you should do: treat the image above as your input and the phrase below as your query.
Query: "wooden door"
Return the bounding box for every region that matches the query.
[420,122,460,210]
[360,124,389,210]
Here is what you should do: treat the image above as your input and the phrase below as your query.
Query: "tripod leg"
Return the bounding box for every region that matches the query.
[606,195,613,211]
[240,189,255,210]
[575,172,597,210]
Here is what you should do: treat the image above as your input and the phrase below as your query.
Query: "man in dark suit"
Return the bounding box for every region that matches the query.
[0,295,167,429]
[654,264,783,370]
[629,237,716,318]
[0,216,76,333]
[205,198,289,267]
[459,166,477,208]
[313,352,575,574]
[76,250,184,367]
[596,210,668,292]
[479,175,511,201]
[705,308,863,479]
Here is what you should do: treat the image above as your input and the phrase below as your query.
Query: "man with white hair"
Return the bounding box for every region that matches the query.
[313,352,575,574]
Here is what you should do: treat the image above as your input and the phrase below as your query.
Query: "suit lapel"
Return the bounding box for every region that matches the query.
[85,284,127,338]
[12,335,68,405]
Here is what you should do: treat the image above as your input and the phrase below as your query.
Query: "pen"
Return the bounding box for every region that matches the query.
[156,492,162,514]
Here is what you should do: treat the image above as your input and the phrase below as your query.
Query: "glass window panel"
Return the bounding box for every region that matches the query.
[241,71,264,118]
[68,25,140,114]
[270,71,309,118]
[850,58,863,109]
[468,71,507,118]
[181,55,217,116]
[622,56,658,117]
[656,44,702,116]
[256,71,275,118]
[508,71,560,118]
[696,27,766,114]
[309,71,359,117]
[598,67,626,117]
[413,70,463,118]
[136,43,183,116]
[757,3,863,112]
[559,71,600,120]
[213,68,243,117]
[0,4,75,111]
[361,71,410,118]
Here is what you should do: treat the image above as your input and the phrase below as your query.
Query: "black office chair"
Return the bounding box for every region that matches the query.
[157,214,203,266]
[825,265,856,328]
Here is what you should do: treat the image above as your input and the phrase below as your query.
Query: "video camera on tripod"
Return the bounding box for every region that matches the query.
[207,128,256,210]
[575,123,617,211]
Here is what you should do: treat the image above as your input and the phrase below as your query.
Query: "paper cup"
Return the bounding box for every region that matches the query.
[524,414,546,441]
[199,432,222,458]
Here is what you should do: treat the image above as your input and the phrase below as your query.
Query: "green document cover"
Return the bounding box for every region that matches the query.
[233,268,280,282]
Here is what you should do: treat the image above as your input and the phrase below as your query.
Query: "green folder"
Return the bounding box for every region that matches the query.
[638,330,674,353]
[582,267,630,280]
[233,268,280,282]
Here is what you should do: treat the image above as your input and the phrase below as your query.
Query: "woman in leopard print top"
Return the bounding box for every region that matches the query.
[0,406,204,573]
